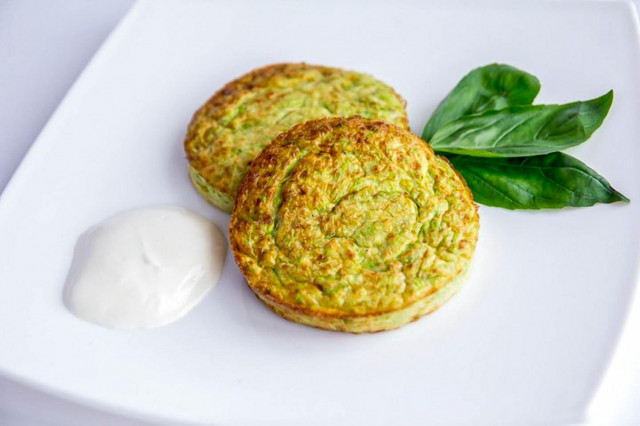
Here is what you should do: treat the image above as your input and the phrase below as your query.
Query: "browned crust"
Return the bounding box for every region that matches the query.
[184,62,409,164]
[229,116,479,332]
[438,154,479,218]
[252,276,464,333]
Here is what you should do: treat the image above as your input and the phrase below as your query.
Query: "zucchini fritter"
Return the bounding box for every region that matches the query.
[185,63,409,212]
[230,117,479,333]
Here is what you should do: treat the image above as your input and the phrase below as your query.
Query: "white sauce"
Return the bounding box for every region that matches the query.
[64,206,226,330]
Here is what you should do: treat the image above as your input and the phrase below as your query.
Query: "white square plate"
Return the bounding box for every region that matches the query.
[1,0,640,424]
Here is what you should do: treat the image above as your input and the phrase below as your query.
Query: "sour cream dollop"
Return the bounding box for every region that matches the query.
[64,206,226,329]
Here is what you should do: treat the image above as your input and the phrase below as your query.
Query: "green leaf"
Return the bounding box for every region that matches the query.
[430,90,613,157]
[422,64,540,141]
[446,152,629,209]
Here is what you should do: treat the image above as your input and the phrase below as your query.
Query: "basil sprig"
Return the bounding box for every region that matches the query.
[422,64,628,209]
[423,64,540,141]
[447,153,629,210]
[430,92,613,157]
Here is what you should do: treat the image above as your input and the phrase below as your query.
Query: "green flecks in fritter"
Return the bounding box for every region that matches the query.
[186,64,408,212]
[231,117,479,321]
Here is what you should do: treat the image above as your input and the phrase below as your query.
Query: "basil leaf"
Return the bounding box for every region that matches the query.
[422,64,540,141]
[446,152,629,209]
[431,90,613,157]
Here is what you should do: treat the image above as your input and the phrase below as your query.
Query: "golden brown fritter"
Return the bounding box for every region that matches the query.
[230,117,479,333]
[184,63,409,212]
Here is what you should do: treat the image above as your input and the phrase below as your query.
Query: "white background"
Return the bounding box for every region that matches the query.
[0,2,146,424]
[1,1,639,425]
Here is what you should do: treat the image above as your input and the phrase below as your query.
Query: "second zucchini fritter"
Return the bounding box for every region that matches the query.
[184,63,409,212]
